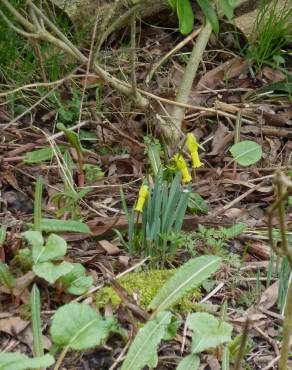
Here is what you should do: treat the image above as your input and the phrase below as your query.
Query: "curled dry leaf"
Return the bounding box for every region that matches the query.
[259,280,280,310]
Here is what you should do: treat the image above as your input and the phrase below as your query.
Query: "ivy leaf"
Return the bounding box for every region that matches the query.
[121,311,173,370]
[177,354,200,370]
[230,140,262,166]
[177,0,194,35]
[187,312,233,353]
[0,353,54,370]
[32,234,67,264]
[197,0,219,34]
[33,261,73,284]
[51,302,113,350]
[149,255,221,313]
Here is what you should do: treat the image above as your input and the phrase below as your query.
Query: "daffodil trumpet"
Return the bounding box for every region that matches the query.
[186,133,203,169]
[173,153,192,183]
[134,184,149,213]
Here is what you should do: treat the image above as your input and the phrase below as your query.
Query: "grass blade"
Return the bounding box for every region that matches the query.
[31,284,44,361]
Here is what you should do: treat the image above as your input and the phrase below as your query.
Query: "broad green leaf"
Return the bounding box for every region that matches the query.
[65,276,93,295]
[149,255,221,313]
[61,263,93,295]
[230,140,262,166]
[121,311,172,370]
[197,0,219,34]
[39,219,91,234]
[0,262,15,290]
[219,0,234,20]
[187,312,233,353]
[57,123,84,156]
[32,234,67,264]
[0,353,54,370]
[176,354,200,370]
[33,261,73,284]
[177,0,194,35]
[22,231,44,249]
[51,302,112,350]
[24,146,65,164]
[187,192,208,215]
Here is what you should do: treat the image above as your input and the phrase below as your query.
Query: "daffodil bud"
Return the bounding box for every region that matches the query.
[186,133,203,168]
[173,153,192,183]
[134,184,149,212]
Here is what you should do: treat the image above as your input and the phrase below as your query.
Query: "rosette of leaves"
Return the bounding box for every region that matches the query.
[22,231,93,294]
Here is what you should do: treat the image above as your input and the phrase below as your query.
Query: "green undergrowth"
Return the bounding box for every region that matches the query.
[95,269,202,312]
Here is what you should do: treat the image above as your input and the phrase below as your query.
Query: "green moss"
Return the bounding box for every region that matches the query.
[95,269,201,312]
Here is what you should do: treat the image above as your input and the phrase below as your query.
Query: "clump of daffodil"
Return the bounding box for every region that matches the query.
[134,184,149,212]
[173,153,192,183]
[186,133,203,168]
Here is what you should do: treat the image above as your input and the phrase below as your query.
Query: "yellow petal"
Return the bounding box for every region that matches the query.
[191,151,203,168]
[186,133,199,153]
[173,153,186,170]
[134,184,149,212]
[173,153,191,183]
[181,167,192,183]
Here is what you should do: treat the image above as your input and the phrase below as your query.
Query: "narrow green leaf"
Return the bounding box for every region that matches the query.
[0,353,54,370]
[0,225,7,247]
[24,146,65,164]
[34,177,43,233]
[168,0,177,12]
[177,0,194,35]
[30,284,44,359]
[0,262,15,290]
[51,302,112,350]
[219,0,234,20]
[57,123,84,156]
[147,142,162,177]
[121,311,172,370]
[197,0,219,34]
[176,354,200,370]
[230,140,262,166]
[149,255,221,313]
[39,219,91,234]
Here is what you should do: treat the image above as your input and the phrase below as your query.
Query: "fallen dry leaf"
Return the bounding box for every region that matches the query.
[98,240,121,255]
[259,280,280,310]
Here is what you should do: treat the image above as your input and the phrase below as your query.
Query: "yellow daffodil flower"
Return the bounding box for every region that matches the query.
[186,133,203,168]
[173,153,192,183]
[134,184,149,212]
